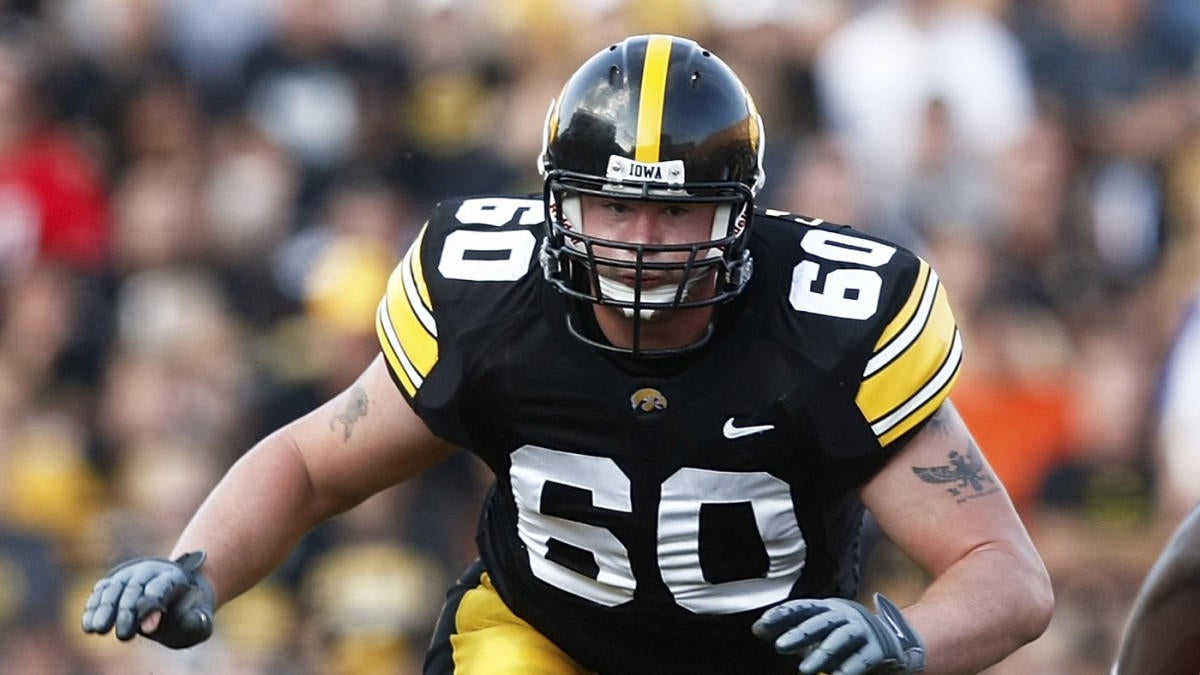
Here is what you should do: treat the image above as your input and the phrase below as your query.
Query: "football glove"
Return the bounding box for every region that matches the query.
[81,550,215,649]
[752,593,926,675]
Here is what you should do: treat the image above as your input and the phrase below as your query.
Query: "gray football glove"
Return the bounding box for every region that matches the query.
[81,550,215,649]
[752,593,926,675]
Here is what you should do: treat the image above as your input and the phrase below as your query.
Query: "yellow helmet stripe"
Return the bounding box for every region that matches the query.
[746,88,761,147]
[635,35,673,163]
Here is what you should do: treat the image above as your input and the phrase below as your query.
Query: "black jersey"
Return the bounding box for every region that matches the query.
[375,195,962,674]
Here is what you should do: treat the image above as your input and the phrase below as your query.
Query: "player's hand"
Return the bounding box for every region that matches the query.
[81,551,216,649]
[752,593,926,675]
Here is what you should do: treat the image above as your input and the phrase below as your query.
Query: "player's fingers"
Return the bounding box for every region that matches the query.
[752,600,830,640]
[81,579,119,634]
[134,571,183,618]
[140,610,163,635]
[130,566,190,634]
[828,653,876,675]
[775,610,848,655]
[113,575,148,641]
[119,567,187,640]
[95,575,137,636]
[799,623,868,675]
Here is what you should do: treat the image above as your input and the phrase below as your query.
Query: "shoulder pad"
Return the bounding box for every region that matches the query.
[376,194,545,399]
[750,210,962,447]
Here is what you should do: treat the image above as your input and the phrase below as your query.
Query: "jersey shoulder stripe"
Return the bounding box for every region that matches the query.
[749,209,962,448]
[374,194,545,404]
[376,224,438,398]
[855,259,962,446]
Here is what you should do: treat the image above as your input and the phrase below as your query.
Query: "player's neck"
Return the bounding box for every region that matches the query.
[591,304,715,353]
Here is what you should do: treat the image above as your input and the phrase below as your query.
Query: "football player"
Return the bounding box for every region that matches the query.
[1113,504,1200,675]
[82,35,1053,674]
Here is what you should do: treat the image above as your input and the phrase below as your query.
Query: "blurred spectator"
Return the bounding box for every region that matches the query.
[159,0,275,112]
[0,530,74,674]
[776,133,865,226]
[2,414,103,546]
[1013,0,1198,290]
[109,267,248,444]
[48,0,191,177]
[299,537,445,675]
[1039,326,1156,528]
[1149,0,1200,68]
[1015,0,1196,162]
[116,69,204,170]
[813,0,1035,243]
[109,161,203,274]
[1155,285,1200,523]
[0,19,110,279]
[255,172,409,430]
[389,4,523,211]
[988,101,1079,311]
[237,0,410,207]
[0,263,77,392]
[203,119,302,328]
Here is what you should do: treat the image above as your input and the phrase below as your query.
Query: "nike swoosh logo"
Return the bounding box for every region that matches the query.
[722,418,775,439]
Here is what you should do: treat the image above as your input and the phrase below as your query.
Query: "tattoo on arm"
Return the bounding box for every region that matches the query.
[911,440,1001,504]
[921,403,954,435]
[330,385,369,442]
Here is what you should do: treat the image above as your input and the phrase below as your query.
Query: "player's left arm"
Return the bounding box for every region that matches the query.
[756,238,1052,673]
[858,400,1054,674]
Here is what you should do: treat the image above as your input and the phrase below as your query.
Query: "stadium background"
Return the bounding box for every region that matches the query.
[0,0,1198,672]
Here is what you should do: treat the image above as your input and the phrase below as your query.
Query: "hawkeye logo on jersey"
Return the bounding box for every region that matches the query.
[607,157,686,185]
[630,388,668,412]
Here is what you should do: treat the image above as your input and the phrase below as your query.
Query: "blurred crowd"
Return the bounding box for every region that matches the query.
[1,0,1199,673]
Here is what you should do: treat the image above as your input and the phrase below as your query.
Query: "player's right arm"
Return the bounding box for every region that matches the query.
[174,352,456,604]
[82,353,458,646]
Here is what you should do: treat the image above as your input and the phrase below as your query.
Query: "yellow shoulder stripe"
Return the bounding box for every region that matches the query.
[375,228,438,397]
[856,272,962,446]
[872,331,961,446]
[376,304,416,396]
[872,260,931,361]
[409,226,433,311]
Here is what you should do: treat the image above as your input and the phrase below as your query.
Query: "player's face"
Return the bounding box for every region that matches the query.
[577,195,719,291]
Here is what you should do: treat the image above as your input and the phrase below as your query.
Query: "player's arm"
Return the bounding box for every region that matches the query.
[1113,504,1200,675]
[856,400,1054,674]
[171,352,455,602]
[754,402,1052,675]
[82,353,457,644]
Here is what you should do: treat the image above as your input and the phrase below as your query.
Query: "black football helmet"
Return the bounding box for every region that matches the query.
[539,34,766,356]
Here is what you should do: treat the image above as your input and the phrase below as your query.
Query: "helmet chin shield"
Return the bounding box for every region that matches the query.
[537,34,765,357]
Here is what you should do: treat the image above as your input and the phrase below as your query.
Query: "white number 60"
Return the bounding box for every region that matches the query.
[437,197,543,282]
[789,230,896,320]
